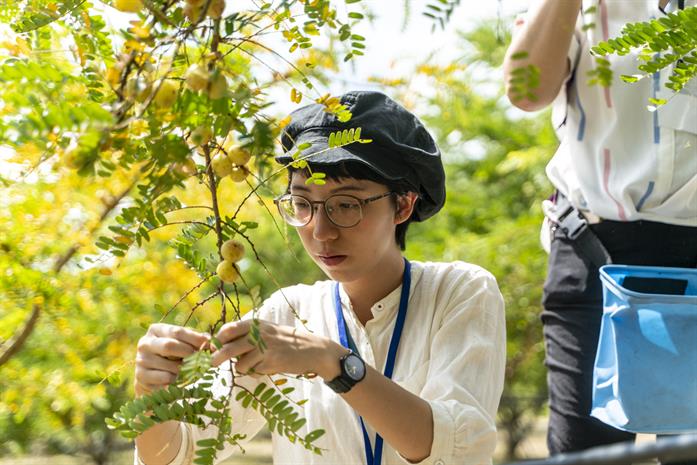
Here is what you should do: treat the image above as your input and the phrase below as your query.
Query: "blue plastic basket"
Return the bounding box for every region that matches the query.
[592,265,697,434]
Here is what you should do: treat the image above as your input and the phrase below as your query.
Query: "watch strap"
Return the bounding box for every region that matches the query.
[325,351,365,394]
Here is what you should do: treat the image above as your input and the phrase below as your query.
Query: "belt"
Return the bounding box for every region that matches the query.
[543,194,612,267]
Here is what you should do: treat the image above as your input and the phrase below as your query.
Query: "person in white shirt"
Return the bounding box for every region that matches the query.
[132,91,507,465]
[503,0,697,458]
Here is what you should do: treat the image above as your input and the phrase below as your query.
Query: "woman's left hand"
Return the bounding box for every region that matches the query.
[211,319,345,380]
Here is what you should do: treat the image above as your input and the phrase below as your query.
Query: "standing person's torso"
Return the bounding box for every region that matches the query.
[548,0,697,225]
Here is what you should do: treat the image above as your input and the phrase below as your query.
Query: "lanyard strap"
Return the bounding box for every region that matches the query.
[333,258,412,465]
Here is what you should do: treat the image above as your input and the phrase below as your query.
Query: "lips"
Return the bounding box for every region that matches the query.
[318,254,347,267]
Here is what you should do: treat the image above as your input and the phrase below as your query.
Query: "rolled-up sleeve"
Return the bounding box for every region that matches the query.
[134,422,191,465]
[411,269,506,465]
[133,368,266,465]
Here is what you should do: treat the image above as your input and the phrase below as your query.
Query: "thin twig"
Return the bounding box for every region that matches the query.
[183,292,219,326]
[160,274,215,321]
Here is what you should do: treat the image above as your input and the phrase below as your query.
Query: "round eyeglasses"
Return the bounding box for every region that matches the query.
[274,192,396,228]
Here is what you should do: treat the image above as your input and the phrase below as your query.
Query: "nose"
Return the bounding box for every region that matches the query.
[311,204,339,241]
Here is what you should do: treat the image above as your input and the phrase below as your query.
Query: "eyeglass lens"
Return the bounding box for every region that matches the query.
[277,195,364,227]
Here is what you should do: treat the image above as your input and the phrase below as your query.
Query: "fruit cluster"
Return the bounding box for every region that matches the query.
[210,138,251,184]
[185,64,227,100]
[216,239,245,284]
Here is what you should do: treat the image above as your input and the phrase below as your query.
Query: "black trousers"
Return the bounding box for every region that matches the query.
[541,219,697,461]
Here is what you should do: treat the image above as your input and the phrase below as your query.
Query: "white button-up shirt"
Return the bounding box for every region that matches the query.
[526,0,697,225]
[135,260,506,465]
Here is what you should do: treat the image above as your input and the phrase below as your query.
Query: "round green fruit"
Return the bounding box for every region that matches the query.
[185,64,209,92]
[216,260,240,284]
[221,239,244,262]
[152,79,179,108]
[226,146,251,166]
[211,153,232,177]
[228,165,249,183]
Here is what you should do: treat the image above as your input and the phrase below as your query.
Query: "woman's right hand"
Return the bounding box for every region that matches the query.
[134,323,211,397]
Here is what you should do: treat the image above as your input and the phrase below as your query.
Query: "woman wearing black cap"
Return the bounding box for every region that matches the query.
[133,91,506,465]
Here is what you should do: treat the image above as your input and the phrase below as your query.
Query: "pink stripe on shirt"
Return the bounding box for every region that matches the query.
[599,0,613,108]
[603,148,627,221]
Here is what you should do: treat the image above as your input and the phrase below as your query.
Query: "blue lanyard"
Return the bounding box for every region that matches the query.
[333,258,412,465]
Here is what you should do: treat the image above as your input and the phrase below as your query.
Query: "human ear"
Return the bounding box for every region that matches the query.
[394,192,417,225]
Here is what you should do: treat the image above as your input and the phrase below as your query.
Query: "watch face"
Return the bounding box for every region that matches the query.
[344,354,365,381]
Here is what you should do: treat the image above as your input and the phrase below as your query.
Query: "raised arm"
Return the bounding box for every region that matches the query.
[212,320,435,462]
[503,0,583,111]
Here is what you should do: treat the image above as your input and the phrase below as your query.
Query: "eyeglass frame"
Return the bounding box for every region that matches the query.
[273,191,398,228]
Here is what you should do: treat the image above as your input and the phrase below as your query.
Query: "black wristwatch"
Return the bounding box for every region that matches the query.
[325,351,366,394]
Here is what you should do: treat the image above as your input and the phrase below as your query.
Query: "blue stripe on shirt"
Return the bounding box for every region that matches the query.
[575,86,586,141]
[636,181,655,211]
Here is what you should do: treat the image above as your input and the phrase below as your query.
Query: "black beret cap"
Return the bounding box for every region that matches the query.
[275,90,445,222]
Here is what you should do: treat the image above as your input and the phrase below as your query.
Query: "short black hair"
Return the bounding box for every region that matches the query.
[286,162,415,250]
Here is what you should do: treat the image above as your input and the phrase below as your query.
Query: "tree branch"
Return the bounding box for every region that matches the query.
[0,304,40,367]
[0,178,138,367]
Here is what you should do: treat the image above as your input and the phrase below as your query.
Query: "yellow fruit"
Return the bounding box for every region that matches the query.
[216,260,240,284]
[226,146,251,165]
[152,79,179,108]
[211,153,232,177]
[207,0,226,19]
[185,0,205,6]
[174,158,197,177]
[125,76,150,103]
[185,64,209,92]
[228,165,249,183]
[190,126,213,146]
[136,81,151,103]
[221,240,244,262]
[207,72,227,99]
[114,0,143,13]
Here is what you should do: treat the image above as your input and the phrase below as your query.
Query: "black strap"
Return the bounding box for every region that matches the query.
[545,194,612,268]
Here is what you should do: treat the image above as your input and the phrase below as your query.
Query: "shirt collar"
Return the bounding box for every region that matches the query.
[336,261,424,324]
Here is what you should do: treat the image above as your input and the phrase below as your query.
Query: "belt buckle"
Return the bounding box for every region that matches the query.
[561,212,588,240]
[543,200,588,240]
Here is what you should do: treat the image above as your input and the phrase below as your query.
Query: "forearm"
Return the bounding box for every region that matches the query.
[135,420,183,465]
[503,0,582,110]
[316,344,433,462]
[342,366,433,462]
[133,382,182,465]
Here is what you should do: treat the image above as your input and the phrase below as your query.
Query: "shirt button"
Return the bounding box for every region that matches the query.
[375,304,383,312]
[435,460,445,465]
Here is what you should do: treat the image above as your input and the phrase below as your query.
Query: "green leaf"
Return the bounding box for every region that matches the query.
[305,428,325,443]
[196,438,218,447]
[290,418,306,432]
[620,74,642,83]
[510,51,529,60]
[253,382,267,397]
